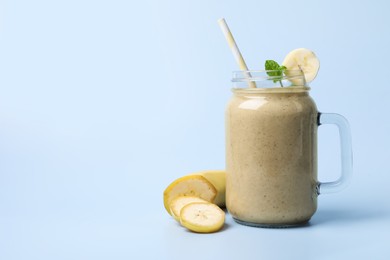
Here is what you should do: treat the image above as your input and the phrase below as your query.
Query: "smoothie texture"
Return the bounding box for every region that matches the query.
[225,87,318,226]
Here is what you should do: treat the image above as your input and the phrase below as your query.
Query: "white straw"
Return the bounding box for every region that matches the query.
[218,18,256,88]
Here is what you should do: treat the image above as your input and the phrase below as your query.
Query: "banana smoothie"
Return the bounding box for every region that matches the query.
[219,18,352,228]
[226,86,318,227]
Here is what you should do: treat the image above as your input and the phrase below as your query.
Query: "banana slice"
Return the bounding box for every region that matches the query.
[187,170,226,207]
[169,196,208,222]
[282,48,320,83]
[180,202,225,233]
[163,175,217,215]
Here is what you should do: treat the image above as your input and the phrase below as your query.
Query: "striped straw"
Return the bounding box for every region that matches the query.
[218,18,256,88]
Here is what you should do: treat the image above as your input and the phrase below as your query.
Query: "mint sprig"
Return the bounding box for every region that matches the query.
[265,60,286,87]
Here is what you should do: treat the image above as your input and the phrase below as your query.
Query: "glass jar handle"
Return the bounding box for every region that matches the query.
[317,113,353,194]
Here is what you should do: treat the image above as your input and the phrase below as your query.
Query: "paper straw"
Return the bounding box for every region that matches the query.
[218,18,256,88]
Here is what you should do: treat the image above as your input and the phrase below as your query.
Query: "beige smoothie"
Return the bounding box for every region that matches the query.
[225,87,318,227]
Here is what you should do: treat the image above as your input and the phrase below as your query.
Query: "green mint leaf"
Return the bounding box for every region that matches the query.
[264,60,286,86]
[265,60,281,76]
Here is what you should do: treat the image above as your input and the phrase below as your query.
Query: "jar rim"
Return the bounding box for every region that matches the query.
[231,70,308,90]
[232,70,305,81]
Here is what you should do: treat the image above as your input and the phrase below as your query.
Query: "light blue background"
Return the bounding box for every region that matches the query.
[0,0,389,259]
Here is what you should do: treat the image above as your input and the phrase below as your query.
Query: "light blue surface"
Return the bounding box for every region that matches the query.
[0,0,389,259]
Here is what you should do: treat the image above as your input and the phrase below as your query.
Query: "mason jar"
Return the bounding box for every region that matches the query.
[225,70,352,228]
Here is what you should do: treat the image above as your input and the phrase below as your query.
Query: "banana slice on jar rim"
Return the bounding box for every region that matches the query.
[282,48,320,83]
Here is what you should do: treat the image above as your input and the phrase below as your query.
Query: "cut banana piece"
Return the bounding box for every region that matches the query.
[282,48,320,83]
[188,170,226,207]
[163,175,217,215]
[169,196,208,222]
[180,202,225,233]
